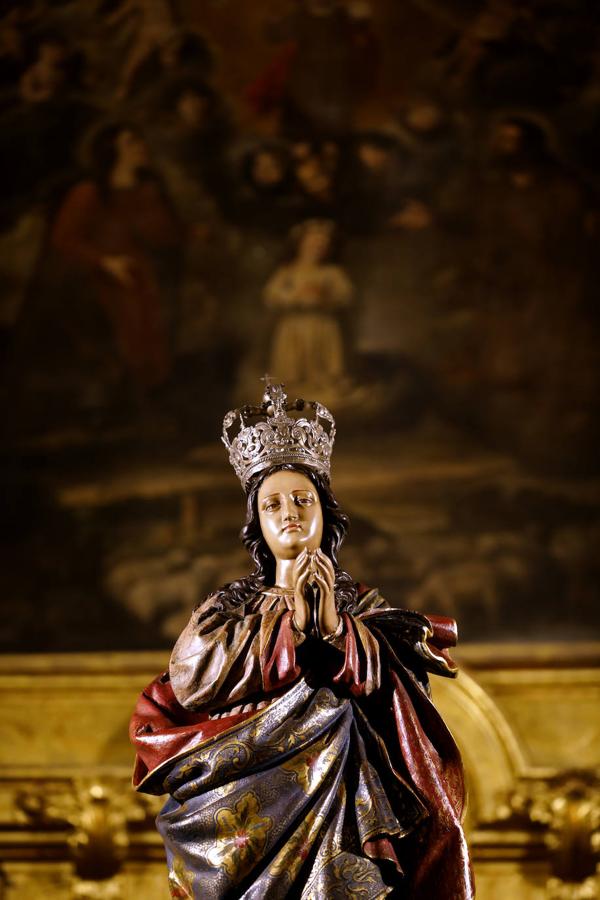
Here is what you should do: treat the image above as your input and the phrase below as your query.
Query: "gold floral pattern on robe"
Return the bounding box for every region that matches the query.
[206,791,273,879]
[268,806,326,880]
[168,853,195,899]
[281,732,341,794]
[299,784,395,900]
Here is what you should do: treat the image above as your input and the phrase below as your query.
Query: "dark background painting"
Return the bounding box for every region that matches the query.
[0,0,598,652]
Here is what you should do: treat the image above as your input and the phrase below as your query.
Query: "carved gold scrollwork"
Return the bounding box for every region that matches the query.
[495,772,600,898]
[71,878,125,900]
[15,777,160,894]
[545,877,599,900]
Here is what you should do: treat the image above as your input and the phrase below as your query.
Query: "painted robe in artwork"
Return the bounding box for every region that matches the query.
[263,262,352,393]
[130,586,474,899]
[51,176,183,388]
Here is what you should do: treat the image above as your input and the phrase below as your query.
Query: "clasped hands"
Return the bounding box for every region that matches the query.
[291,548,341,639]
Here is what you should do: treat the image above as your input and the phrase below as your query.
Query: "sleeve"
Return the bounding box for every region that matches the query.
[332,611,382,697]
[330,588,458,698]
[169,595,306,712]
[51,182,105,271]
[329,588,387,697]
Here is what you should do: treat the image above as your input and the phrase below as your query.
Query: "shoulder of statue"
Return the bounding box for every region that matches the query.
[348,585,459,679]
[360,601,460,680]
[349,583,388,614]
[193,590,223,615]
[192,588,246,623]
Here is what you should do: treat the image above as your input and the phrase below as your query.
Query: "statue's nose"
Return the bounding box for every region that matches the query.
[282,501,299,521]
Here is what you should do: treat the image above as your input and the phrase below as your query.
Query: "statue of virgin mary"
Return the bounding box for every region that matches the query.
[130,383,474,899]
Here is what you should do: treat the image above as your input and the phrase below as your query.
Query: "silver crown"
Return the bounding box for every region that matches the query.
[222,383,336,489]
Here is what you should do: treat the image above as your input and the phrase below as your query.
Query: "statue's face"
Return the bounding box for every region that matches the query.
[258,470,323,561]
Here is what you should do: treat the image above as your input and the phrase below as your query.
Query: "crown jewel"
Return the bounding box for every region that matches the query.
[222,383,335,489]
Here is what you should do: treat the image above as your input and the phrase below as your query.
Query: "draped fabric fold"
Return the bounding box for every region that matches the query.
[131,587,474,899]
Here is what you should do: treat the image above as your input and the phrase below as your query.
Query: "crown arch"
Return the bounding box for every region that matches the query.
[223,383,336,488]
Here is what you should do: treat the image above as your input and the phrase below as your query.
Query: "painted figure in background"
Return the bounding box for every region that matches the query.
[264,220,352,400]
[51,122,183,392]
[249,0,379,136]
[130,383,474,899]
[104,0,204,101]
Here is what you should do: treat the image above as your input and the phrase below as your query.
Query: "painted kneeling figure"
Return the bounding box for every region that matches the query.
[130,384,474,899]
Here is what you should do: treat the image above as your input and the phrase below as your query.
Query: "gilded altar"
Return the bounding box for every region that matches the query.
[0,644,598,899]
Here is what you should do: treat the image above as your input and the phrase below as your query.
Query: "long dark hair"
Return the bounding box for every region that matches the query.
[207,464,357,612]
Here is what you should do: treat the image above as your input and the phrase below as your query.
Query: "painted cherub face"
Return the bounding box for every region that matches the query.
[177,90,208,128]
[252,150,285,187]
[258,470,323,561]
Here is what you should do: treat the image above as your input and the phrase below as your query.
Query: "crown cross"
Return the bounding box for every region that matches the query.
[263,381,288,418]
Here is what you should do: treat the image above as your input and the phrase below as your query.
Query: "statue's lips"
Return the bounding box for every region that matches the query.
[281,523,302,533]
